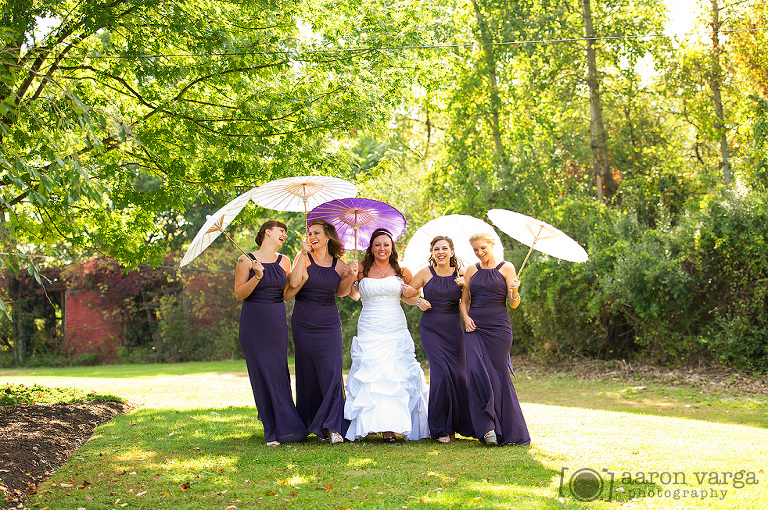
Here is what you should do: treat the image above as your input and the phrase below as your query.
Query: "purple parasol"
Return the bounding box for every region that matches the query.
[307,198,406,252]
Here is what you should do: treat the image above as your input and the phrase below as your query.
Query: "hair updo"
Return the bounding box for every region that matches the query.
[255,220,288,246]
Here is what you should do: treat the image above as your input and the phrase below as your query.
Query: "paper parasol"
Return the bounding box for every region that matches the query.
[307,198,406,252]
[180,189,256,267]
[486,209,588,277]
[250,176,357,214]
[402,214,504,272]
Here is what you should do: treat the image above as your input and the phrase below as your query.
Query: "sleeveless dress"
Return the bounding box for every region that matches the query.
[465,262,531,446]
[344,275,430,441]
[239,254,308,444]
[420,267,472,439]
[291,256,345,438]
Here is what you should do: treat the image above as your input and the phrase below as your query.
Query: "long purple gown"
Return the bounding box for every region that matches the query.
[465,262,530,446]
[291,256,345,438]
[239,253,308,444]
[419,266,472,439]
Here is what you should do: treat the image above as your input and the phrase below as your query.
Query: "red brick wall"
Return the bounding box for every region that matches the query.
[64,290,120,362]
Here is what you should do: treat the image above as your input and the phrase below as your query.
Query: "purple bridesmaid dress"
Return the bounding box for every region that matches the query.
[419,266,472,439]
[239,254,308,444]
[291,256,345,438]
[465,262,530,446]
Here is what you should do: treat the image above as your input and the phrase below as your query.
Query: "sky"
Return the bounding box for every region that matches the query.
[664,0,701,39]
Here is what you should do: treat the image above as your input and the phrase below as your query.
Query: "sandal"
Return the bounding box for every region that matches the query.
[266,440,280,447]
[326,429,344,444]
[438,436,451,444]
[483,430,497,446]
[382,432,397,444]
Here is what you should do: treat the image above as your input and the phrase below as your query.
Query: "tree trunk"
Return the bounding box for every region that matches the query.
[581,0,612,201]
[710,0,732,185]
[471,0,509,173]
[8,277,25,365]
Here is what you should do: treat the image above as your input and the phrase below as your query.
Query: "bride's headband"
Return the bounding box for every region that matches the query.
[370,227,394,239]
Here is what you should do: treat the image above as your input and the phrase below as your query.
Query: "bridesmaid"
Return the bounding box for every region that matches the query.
[459,232,530,446]
[288,219,356,444]
[405,236,472,443]
[234,220,308,446]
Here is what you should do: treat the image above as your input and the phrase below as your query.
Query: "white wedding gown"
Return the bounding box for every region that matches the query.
[344,276,430,441]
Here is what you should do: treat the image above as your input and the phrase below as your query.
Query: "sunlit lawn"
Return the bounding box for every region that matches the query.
[2,361,766,509]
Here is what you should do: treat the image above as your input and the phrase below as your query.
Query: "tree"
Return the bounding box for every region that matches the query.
[581,0,611,201]
[416,0,667,216]
[1,0,438,267]
[728,0,768,188]
[708,0,732,184]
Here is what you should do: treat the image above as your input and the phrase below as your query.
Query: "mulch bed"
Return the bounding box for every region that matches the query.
[0,401,128,509]
[0,360,765,509]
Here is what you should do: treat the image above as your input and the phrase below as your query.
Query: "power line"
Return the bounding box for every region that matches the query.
[37,26,768,61]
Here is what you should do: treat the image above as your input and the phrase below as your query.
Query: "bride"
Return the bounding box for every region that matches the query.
[345,228,429,442]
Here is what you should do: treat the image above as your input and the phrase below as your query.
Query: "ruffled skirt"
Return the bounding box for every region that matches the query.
[344,298,429,441]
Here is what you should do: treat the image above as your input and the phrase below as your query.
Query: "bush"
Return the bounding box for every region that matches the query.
[682,189,768,371]
[519,190,768,372]
[153,291,241,363]
[520,197,619,360]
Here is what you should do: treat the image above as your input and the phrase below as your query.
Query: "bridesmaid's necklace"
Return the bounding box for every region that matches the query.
[372,264,391,277]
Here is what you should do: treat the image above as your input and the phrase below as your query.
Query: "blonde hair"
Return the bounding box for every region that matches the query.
[469,232,496,245]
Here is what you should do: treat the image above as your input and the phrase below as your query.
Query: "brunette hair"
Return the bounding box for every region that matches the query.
[307,219,345,258]
[255,220,288,246]
[361,228,403,278]
[428,235,461,269]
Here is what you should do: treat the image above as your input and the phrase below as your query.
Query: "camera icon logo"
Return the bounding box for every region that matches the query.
[559,467,615,502]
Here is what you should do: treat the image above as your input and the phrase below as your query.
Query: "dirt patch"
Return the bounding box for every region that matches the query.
[0,401,128,509]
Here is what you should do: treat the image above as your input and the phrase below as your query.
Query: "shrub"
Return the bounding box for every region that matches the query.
[519,190,768,372]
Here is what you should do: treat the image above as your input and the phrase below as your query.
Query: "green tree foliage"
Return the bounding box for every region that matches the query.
[415,0,670,218]
[728,0,768,189]
[0,0,438,267]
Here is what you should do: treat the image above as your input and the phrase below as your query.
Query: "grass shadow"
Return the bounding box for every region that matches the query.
[31,406,568,509]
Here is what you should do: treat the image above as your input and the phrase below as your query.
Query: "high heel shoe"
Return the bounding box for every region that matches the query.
[382,432,397,443]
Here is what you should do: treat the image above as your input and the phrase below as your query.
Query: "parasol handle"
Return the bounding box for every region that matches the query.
[220,229,249,258]
[516,224,544,279]
[517,243,536,279]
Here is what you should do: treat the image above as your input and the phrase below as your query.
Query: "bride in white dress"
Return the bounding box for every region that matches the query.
[345,228,429,442]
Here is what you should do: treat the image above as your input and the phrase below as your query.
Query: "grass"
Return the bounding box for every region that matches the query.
[0,382,123,406]
[2,361,766,509]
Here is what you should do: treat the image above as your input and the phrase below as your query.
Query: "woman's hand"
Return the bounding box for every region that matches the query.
[401,283,419,298]
[417,298,432,311]
[349,260,359,278]
[454,275,466,287]
[509,277,521,299]
[252,260,264,280]
[300,238,312,255]
[463,315,477,332]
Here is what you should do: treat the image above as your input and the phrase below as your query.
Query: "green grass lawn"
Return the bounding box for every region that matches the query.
[2,361,766,509]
